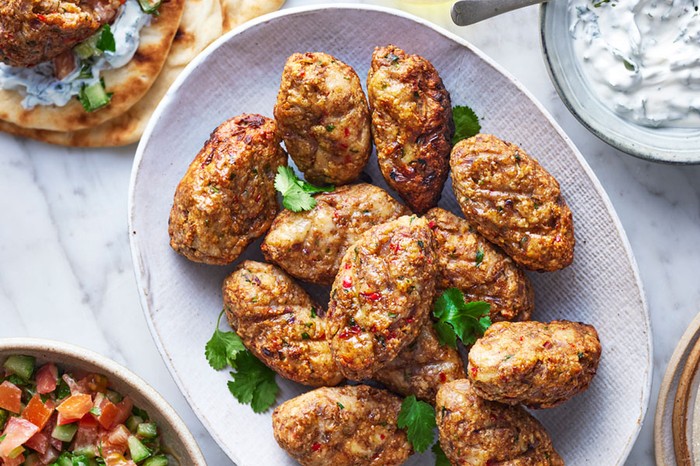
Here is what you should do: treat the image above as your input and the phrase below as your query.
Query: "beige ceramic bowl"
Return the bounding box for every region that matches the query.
[0,338,206,465]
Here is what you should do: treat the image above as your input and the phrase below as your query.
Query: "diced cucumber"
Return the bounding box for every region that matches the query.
[72,444,98,458]
[137,0,162,14]
[136,422,158,439]
[51,422,78,442]
[3,355,35,381]
[105,389,123,404]
[78,81,112,112]
[74,41,97,59]
[142,455,169,466]
[0,408,8,430]
[128,435,151,463]
[7,445,24,459]
[126,415,144,433]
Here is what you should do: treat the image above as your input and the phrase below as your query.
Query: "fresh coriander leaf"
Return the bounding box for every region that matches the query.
[227,351,279,413]
[433,321,457,348]
[432,442,452,466]
[397,395,436,453]
[452,105,481,145]
[96,24,116,53]
[274,166,334,212]
[433,288,491,346]
[205,309,245,370]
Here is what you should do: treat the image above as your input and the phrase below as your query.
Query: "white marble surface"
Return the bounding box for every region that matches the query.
[0,1,697,465]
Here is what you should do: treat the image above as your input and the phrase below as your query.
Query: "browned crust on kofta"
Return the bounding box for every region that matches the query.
[261,183,410,285]
[223,261,343,387]
[450,134,575,272]
[272,385,412,466]
[327,215,437,380]
[468,320,601,409]
[436,379,564,466]
[374,322,465,405]
[275,52,372,185]
[367,45,454,214]
[168,114,286,265]
[425,207,534,323]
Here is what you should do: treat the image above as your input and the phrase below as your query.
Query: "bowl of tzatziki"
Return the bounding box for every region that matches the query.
[541,0,700,164]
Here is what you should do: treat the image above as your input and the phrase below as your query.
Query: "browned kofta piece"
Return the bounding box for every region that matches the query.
[367,45,454,214]
[274,52,372,185]
[374,322,465,405]
[468,320,601,409]
[168,114,286,265]
[327,215,437,380]
[261,183,410,285]
[450,134,575,272]
[436,379,564,466]
[272,385,412,466]
[222,261,343,387]
[425,207,534,322]
[0,0,122,67]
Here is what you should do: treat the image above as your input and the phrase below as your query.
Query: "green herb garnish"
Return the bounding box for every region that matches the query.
[397,396,436,453]
[205,309,246,370]
[475,248,484,266]
[452,105,481,144]
[433,442,452,466]
[96,24,116,53]
[227,351,279,414]
[274,166,334,212]
[433,288,491,347]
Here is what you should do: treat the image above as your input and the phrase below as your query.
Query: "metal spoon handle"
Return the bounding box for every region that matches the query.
[451,0,547,26]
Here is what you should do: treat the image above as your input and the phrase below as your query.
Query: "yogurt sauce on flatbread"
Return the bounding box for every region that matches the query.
[0,0,151,109]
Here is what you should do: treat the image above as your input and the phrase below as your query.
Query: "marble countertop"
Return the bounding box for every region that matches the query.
[1,1,698,464]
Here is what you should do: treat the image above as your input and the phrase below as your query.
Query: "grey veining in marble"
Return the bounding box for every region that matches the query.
[0,1,698,465]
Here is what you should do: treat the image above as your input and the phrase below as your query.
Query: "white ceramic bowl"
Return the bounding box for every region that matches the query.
[0,338,206,466]
[540,2,700,164]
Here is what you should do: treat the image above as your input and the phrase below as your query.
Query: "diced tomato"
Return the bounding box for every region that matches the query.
[39,446,60,464]
[36,363,58,394]
[0,417,39,457]
[101,424,130,456]
[111,397,133,427]
[2,453,25,466]
[72,420,99,456]
[104,452,138,466]
[97,399,120,430]
[0,381,21,414]
[22,394,54,430]
[79,373,109,394]
[56,394,93,422]
[24,431,49,455]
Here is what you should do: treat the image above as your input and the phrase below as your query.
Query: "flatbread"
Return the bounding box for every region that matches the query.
[0,0,287,146]
[0,0,186,132]
[220,0,286,32]
[0,0,223,147]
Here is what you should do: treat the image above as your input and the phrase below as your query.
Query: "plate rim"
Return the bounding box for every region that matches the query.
[127,4,653,465]
[539,2,700,165]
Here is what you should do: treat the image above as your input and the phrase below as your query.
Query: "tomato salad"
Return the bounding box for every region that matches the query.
[0,355,172,466]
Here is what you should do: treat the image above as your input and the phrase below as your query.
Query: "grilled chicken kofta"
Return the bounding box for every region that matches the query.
[168,114,286,265]
[425,207,534,323]
[367,45,453,214]
[262,183,410,285]
[272,385,412,466]
[327,215,437,380]
[275,52,372,185]
[468,320,601,409]
[436,379,564,466]
[223,261,343,387]
[450,134,575,272]
[374,322,466,405]
[0,0,122,67]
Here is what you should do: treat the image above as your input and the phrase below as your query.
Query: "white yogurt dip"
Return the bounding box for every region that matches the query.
[0,0,151,109]
[569,0,700,128]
